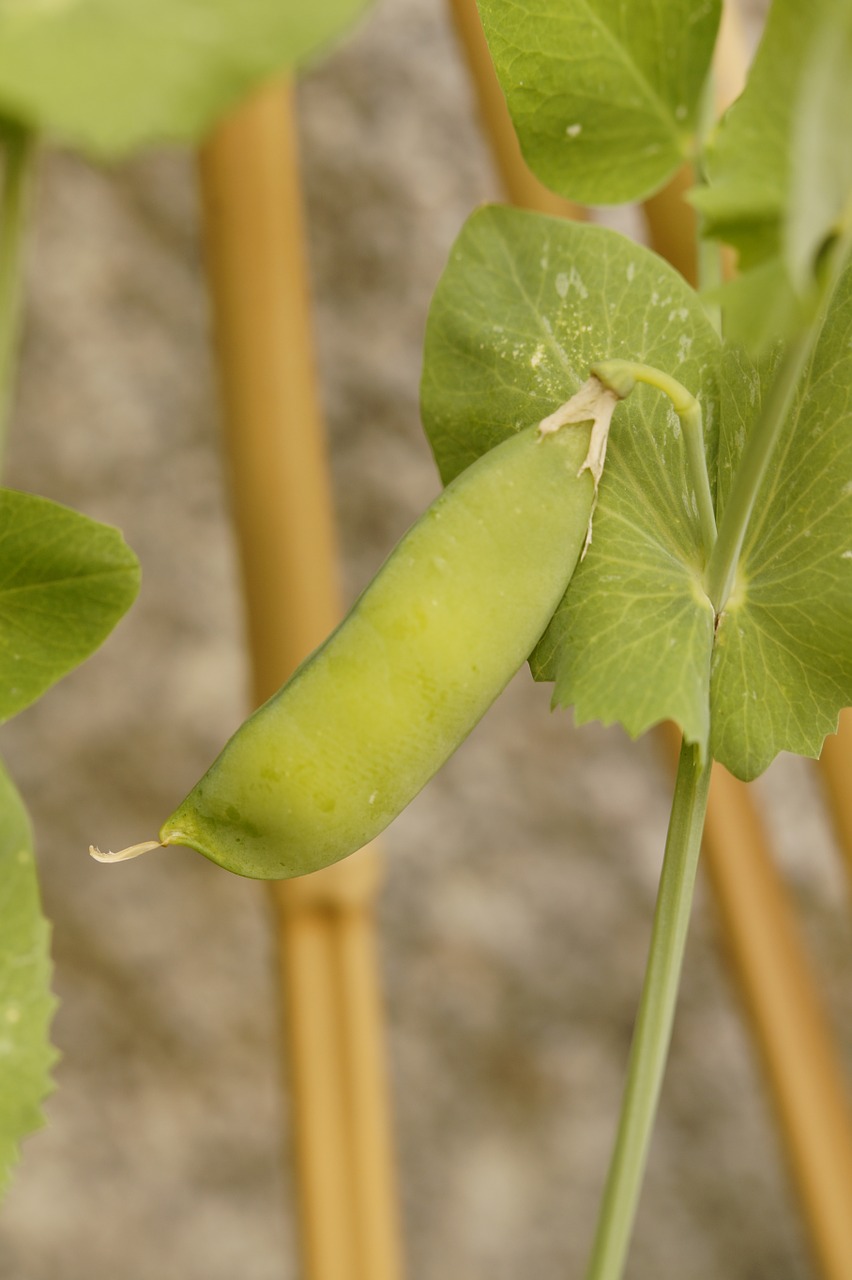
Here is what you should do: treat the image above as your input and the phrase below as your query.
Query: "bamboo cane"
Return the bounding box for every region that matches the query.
[818,711,852,886]
[198,79,402,1280]
[702,761,852,1280]
[445,0,584,219]
[450,0,852,1274]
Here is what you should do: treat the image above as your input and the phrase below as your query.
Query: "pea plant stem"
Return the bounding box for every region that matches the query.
[703,328,811,613]
[705,236,852,614]
[0,122,35,458]
[584,740,712,1280]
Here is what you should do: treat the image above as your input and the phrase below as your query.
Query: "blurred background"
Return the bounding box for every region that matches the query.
[1,0,852,1276]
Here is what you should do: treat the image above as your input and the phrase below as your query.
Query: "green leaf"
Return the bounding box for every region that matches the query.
[691,0,808,268]
[0,758,57,1200]
[692,0,852,344]
[476,0,721,204]
[704,258,809,352]
[787,0,852,290]
[421,205,721,750]
[710,270,852,778]
[0,489,139,722]
[0,0,370,157]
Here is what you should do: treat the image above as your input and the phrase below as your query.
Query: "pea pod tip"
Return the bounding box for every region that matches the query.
[89,839,163,864]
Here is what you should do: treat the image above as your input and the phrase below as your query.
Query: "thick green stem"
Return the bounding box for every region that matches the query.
[694,68,723,336]
[704,233,852,613]
[590,359,716,563]
[703,332,812,612]
[0,122,36,457]
[696,233,723,335]
[584,741,712,1280]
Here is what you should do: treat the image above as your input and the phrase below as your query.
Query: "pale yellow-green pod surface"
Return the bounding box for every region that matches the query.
[159,420,595,879]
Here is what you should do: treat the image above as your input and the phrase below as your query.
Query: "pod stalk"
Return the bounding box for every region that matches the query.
[590,358,717,565]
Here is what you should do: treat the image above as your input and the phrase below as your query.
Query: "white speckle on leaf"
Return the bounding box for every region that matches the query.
[842,550,852,560]
[678,333,693,363]
[555,267,588,300]
[843,480,852,496]
[368,792,377,805]
[626,262,635,282]
[530,343,546,368]
[566,123,582,138]
[5,1006,20,1024]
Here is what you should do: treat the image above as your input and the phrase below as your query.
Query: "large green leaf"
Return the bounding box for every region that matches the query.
[421,206,721,750]
[0,489,139,722]
[0,759,57,1200]
[476,0,721,204]
[710,270,852,778]
[0,0,370,157]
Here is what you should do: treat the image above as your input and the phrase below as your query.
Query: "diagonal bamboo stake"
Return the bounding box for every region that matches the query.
[451,0,852,1275]
[445,0,584,219]
[198,79,402,1280]
[817,710,852,886]
[701,761,852,1280]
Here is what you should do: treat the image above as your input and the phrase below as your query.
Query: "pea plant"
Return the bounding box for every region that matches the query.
[0,0,369,1206]
[96,0,852,1273]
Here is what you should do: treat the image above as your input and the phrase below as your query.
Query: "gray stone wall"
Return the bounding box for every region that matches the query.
[1,1,851,1277]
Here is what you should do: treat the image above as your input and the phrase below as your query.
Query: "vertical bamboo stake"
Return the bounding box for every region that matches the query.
[449,0,852,1274]
[199,79,403,1280]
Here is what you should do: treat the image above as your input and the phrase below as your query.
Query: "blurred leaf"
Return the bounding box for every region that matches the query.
[710,267,852,778]
[787,0,852,290]
[421,206,721,750]
[691,0,808,268]
[0,758,57,1200]
[704,258,809,352]
[693,0,852,348]
[476,0,721,203]
[0,0,370,157]
[0,489,139,722]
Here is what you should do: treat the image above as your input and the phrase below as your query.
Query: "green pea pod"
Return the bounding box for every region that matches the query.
[95,394,614,880]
